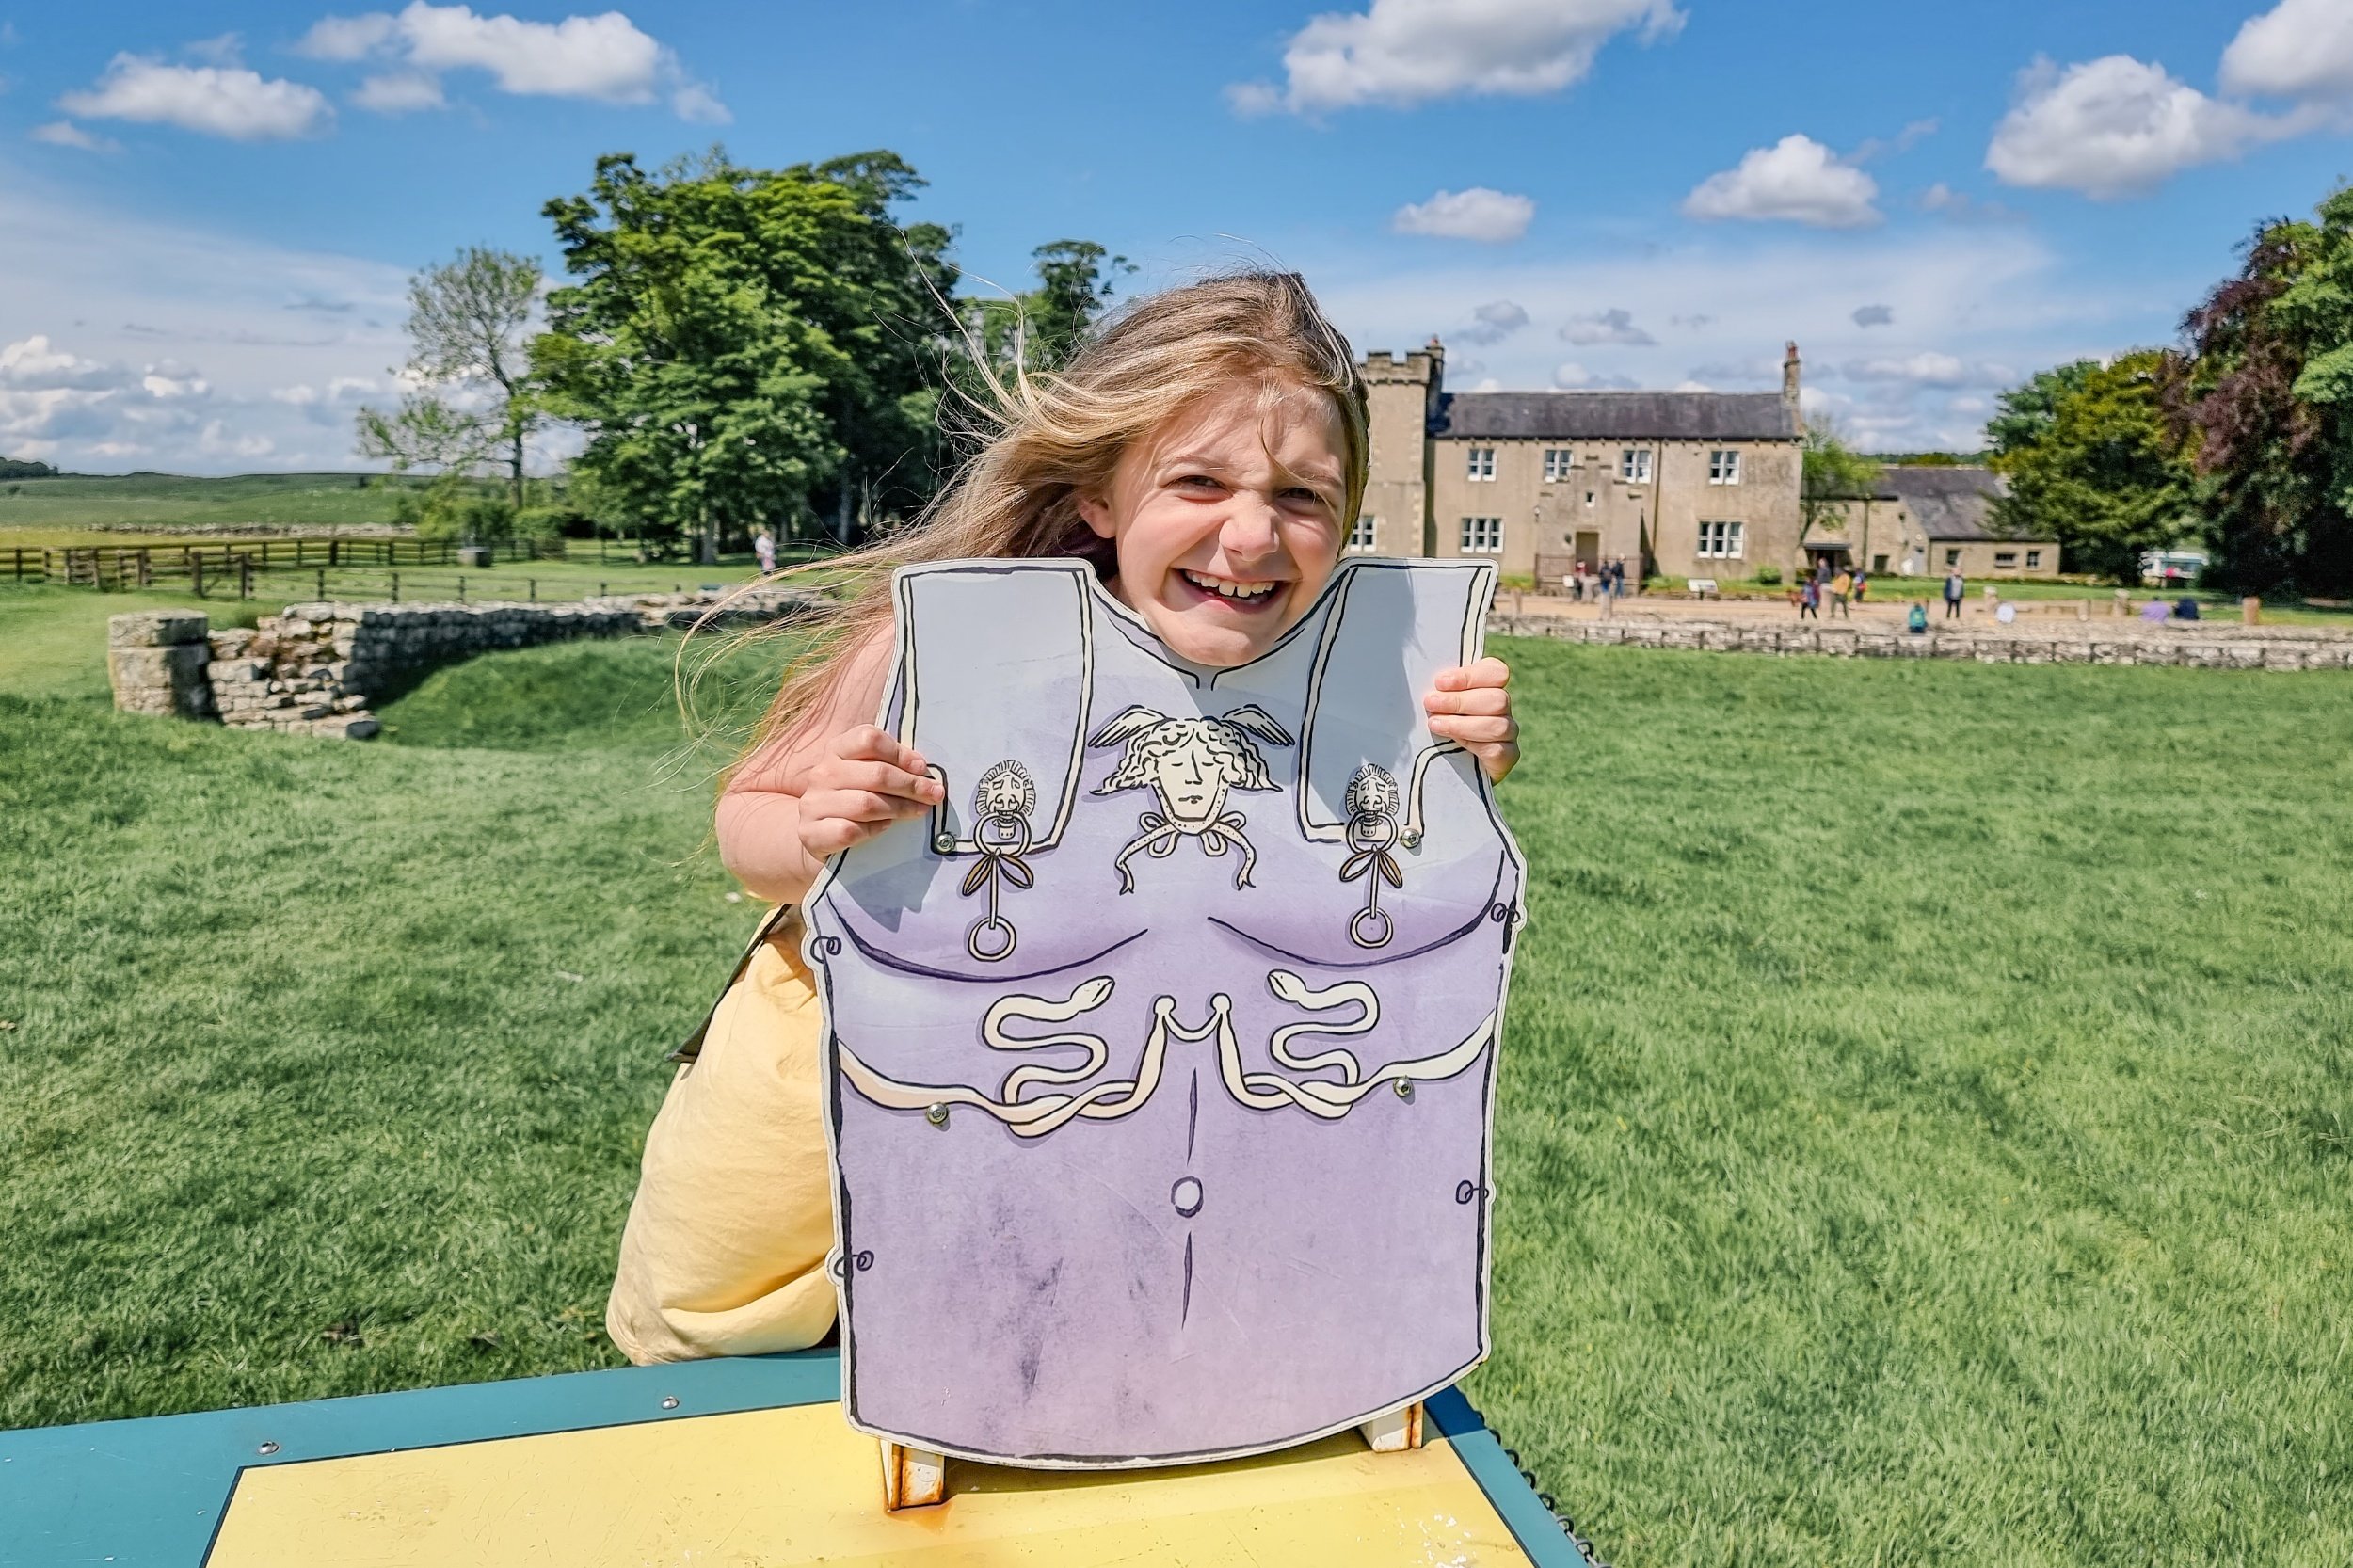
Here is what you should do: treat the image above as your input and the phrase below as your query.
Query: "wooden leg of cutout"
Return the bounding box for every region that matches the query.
[1359,1401,1425,1453]
[879,1440,947,1511]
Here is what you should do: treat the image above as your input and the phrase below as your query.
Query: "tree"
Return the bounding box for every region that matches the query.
[1799,424,1879,543]
[0,456,57,480]
[2169,193,2353,595]
[357,247,544,522]
[1990,352,2192,583]
[971,240,1135,375]
[533,148,963,561]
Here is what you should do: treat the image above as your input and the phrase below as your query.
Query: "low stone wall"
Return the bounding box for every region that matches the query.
[1488,614,2353,669]
[108,588,819,739]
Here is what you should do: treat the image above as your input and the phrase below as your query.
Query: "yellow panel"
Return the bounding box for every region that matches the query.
[205,1402,1531,1567]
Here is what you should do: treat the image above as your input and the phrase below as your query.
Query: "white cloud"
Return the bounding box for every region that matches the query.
[2221,0,2353,102]
[185,34,246,68]
[1843,352,2015,388]
[1683,135,1881,228]
[1553,361,1638,390]
[1457,299,1530,344]
[353,71,445,112]
[296,13,401,60]
[1561,307,1655,345]
[1850,118,1939,163]
[1392,186,1535,243]
[0,165,419,471]
[1236,0,1683,115]
[1851,303,1894,328]
[1985,55,2291,199]
[299,3,725,120]
[58,55,334,141]
[30,120,120,152]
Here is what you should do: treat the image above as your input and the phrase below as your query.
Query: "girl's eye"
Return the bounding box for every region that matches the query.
[1176,474,1223,490]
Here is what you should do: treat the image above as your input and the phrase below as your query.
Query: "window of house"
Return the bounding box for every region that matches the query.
[1945,549,1961,568]
[1707,449,1741,485]
[1994,551,2018,568]
[1872,554,1889,574]
[1696,520,1745,559]
[2025,549,2042,569]
[1460,516,1502,554]
[1348,514,1378,552]
[1619,448,1652,484]
[1465,446,1496,482]
[1543,448,1574,482]
[1584,491,1596,507]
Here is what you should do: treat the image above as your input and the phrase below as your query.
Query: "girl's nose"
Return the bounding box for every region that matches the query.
[1219,496,1282,563]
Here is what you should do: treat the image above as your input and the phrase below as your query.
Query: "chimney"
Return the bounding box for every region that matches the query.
[1783,341,1802,426]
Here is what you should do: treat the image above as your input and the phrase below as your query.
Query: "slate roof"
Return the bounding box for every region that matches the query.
[1878,465,2027,542]
[1433,391,1800,442]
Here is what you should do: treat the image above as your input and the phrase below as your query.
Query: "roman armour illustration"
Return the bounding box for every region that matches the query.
[803,556,1527,1468]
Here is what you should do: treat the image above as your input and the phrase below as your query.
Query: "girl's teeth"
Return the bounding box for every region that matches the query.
[1184,570,1277,600]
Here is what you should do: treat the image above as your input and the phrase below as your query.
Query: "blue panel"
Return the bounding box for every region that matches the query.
[1428,1387,1592,1568]
[0,1352,840,1568]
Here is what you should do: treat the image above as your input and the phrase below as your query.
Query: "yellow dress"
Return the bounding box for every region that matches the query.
[606,910,840,1364]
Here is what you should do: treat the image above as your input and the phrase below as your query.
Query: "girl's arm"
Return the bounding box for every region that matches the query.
[718,631,946,906]
[1424,656,1519,785]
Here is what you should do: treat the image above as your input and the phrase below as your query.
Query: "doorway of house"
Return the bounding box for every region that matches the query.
[1574,530,1600,572]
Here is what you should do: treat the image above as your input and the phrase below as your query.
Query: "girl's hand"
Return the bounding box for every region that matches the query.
[1424,657,1518,784]
[795,725,948,858]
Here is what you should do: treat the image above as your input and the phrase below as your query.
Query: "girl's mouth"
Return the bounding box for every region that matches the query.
[1176,568,1286,611]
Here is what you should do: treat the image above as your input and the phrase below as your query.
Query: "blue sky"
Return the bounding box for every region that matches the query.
[6,0,2353,472]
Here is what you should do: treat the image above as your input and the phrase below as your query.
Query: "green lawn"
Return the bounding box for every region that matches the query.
[0,472,424,545]
[1,588,2347,1565]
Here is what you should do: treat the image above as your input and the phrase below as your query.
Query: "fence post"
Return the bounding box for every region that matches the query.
[239,555,252,600]
[193,554,206,599]
[528,578,536,602]
[391,570,400,603]
[329,537,340,568]
[316,568,327,601]
[457,574,467,604]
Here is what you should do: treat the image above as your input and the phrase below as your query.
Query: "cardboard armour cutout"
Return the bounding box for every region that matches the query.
[802,557,1527,1468]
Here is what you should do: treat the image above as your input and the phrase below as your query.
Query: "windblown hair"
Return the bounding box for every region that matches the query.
[718,270,1369,773]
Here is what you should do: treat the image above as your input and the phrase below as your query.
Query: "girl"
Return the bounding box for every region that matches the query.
[606,272,1521,1364]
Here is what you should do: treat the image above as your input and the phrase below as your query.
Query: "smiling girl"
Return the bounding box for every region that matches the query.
[607,271,1519,1364]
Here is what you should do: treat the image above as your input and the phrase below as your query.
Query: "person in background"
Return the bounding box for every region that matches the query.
[753,526,777,576]
[2176,595,2201,621]
[1799,575,1821,619]
[1907,600,1929,634]
[1852,567,1870,604]
[1829,565,1854,619]
[1944,566,1966,619]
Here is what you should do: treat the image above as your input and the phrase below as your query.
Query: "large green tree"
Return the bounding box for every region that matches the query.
[1799,424,1879,544]
[1990,352,2192,584]
[2170,191,2353,594]
[532,148,959,560]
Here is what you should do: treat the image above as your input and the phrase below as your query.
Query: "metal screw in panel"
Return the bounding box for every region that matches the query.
[926,1103,951,1128]
[661,1396,680,1410]
[1394,1080,1415,1102]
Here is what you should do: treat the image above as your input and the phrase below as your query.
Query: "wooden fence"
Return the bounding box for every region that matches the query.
[5,536,566,593]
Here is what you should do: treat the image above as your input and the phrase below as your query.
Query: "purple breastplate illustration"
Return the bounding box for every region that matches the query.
[802,557,1527,1467]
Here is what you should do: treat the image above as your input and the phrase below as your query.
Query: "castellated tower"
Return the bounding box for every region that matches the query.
[1357,339,1444,556]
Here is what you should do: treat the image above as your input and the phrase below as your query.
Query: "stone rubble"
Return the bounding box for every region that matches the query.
[108,587,820,739]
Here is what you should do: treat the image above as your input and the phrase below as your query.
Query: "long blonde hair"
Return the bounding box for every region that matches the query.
[727,269,1369,767]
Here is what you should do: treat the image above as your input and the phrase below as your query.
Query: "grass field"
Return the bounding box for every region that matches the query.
[1,587,2347,1565]
[0,472,427,546]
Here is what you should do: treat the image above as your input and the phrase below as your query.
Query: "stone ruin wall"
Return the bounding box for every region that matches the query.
[1488,614,2353,669]
[107,588,818,739]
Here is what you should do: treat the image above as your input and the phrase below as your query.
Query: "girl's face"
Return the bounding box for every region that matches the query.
[1078,377,1349,668]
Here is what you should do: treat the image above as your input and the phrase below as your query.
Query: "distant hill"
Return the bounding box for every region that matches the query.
[0,471,451,543]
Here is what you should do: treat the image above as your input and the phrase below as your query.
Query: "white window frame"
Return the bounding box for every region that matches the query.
[1993,551,2019,568]
[1459,516,1502,554]
[1543,448,1574,483]
[1707,449,1741,486]
[1465,446,1497,482]
[1347,514,1378,552]
[1620,448,1652,484]
[1695,520,1745,560]
[2025,549,2042,569]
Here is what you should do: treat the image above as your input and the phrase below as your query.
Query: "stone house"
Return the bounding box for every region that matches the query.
[1807,466,2060,580]
[1358,341,1806,582]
